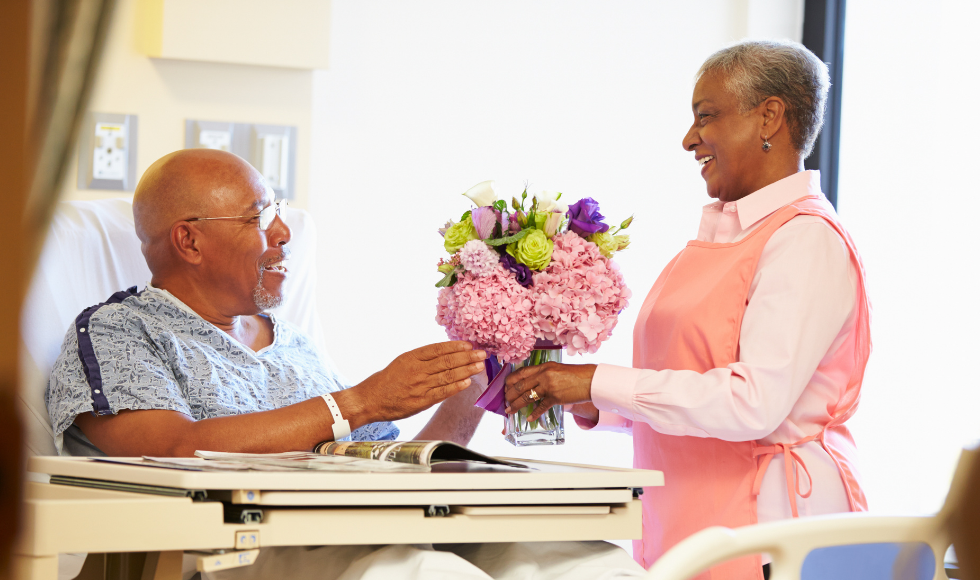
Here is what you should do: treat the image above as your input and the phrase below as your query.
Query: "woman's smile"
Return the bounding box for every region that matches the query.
[698,155,715,177]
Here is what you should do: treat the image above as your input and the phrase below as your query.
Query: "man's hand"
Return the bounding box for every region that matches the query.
[336,341,486,427]
[416,371,488,445]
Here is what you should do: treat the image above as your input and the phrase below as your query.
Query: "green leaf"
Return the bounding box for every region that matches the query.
[434,271,457,288]
[484,229,530,246]
[460,210,472,223]
[493,199,507,212]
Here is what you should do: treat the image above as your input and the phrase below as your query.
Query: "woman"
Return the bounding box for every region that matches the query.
[504,40,870,579]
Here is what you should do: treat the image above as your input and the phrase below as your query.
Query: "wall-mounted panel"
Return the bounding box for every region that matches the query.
[77,112,139,191]
[186,119,297,200]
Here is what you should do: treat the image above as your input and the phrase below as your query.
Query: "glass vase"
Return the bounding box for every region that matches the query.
[504,346,564,446]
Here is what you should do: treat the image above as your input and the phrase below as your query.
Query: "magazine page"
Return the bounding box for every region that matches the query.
[426,442,526,468]
[314,440,441,466]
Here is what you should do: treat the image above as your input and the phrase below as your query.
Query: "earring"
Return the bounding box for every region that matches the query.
[762,137,771,152]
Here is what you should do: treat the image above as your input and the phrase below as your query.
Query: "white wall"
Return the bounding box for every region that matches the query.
[838,0,980,514]
[309,0,804,470]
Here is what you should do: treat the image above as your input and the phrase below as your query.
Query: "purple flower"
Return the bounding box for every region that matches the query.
[566,197,609,237]
[500,251,534,288]
[471,206,497,239]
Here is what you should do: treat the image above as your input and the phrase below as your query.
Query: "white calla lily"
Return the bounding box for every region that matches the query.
[543,211,564,237]
[462,181,498,207]
[536,190,568,214]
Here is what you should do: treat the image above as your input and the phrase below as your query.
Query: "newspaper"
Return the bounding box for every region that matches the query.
[313,440,526,469]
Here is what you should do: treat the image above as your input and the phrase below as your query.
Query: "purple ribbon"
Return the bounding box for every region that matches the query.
[473,341,561,416]
[475,357,512,416]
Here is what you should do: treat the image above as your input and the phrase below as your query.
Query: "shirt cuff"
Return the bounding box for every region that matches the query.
[591,363,641,422]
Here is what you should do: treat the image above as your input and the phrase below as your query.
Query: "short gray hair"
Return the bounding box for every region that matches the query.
[697,40,830,158]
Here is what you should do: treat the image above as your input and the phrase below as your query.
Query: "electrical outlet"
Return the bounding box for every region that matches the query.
[78,113,138,191]
[92,122,127,180]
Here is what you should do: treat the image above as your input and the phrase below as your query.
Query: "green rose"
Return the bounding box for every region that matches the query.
[508,229,554,270]
[588,232,617,259]
[444,220,478,253]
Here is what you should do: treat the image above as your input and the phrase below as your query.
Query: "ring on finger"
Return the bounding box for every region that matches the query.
[529,389,541,402]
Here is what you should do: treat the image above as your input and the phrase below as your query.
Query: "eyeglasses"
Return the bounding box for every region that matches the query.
[186,199,287,231]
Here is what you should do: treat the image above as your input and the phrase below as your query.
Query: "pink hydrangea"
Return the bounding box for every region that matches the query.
[436,265,537,363]
[529,231,632,356]
[458,240,499,278]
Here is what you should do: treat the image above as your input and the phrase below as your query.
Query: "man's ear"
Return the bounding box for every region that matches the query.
[759,95,788,140]
[171,222,204,265]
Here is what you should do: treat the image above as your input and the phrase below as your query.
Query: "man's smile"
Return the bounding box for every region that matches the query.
[263,259,288,274]
[260,248,290,276]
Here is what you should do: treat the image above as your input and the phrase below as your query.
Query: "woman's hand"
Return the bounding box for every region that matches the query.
[504,363,597,422]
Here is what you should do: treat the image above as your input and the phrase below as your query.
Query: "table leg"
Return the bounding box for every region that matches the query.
[76,554,106,580]
[141,551,183,580]
[11,554,58,580]
[106,552,146,580]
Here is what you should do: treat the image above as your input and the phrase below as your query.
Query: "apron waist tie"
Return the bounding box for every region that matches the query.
[752,442,814,518]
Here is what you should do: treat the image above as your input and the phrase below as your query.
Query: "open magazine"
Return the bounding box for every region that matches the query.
[314,440,526,469]
[90,442,526,473]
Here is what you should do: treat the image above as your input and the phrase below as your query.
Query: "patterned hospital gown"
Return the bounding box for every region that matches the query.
[46,285,398,455]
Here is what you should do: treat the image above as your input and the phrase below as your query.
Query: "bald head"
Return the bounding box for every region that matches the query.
[133,149,266,274]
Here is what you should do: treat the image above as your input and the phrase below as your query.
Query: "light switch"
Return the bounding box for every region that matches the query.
[258,134,289,190]
[250,124,297,199]
[78,112,138,191]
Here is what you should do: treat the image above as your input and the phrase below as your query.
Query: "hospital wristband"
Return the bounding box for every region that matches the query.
[320,393,351,440]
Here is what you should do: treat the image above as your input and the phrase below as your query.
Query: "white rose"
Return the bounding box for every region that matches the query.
[535,190,568,214]
[462,181,497,207]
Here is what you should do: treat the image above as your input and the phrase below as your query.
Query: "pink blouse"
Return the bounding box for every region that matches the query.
[581,171,859,522]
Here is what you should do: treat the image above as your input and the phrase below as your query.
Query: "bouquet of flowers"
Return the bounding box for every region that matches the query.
[435,181,633,446]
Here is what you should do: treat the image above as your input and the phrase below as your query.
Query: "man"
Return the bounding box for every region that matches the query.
[45,149,644,580]
[47,148,488,456]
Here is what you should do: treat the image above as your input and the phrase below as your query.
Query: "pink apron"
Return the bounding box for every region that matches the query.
[632,195,871,578]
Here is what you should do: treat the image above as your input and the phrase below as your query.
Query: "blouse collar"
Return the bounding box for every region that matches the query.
[703,170,824,232]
